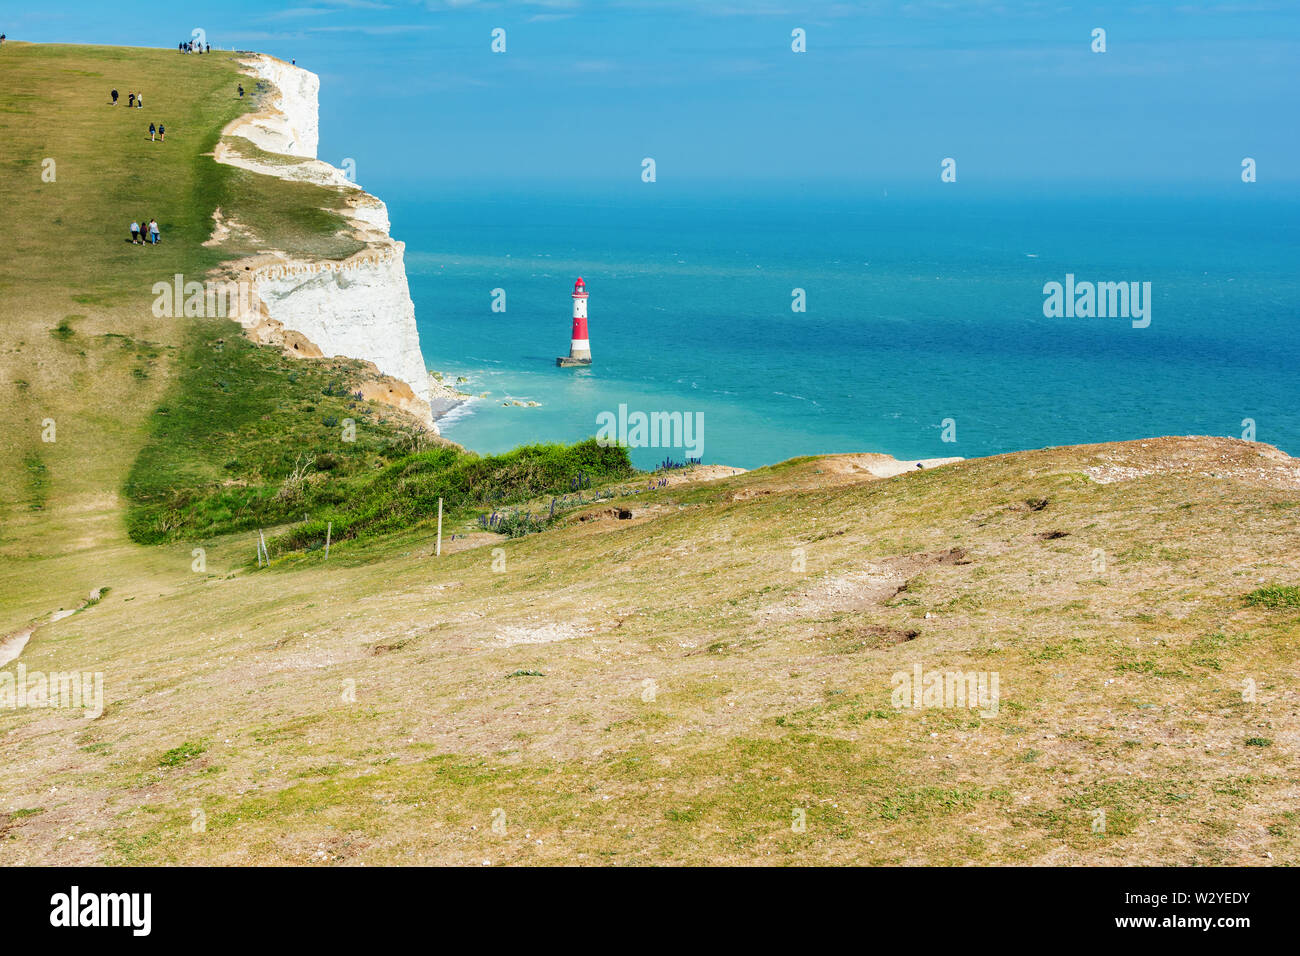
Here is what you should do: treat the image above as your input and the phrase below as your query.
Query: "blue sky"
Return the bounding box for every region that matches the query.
[10,1,1299,192]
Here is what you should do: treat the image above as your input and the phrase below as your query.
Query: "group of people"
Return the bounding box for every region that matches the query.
[129,219,161,245]
[110,89,144,108]
[179,39,210,53]
[109,90,168,142]
[105,87,164,245]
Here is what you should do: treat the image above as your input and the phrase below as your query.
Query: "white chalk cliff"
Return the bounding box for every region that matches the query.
[213,54,439,426]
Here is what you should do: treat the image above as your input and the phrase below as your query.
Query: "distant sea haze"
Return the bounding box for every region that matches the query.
[395,186,1300,470]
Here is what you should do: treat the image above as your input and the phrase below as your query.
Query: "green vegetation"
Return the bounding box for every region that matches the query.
[124,321,429,544]
[0,44,451,552]
[269,438,633,556]
[0,43,389,560]
[212,163,366,262]
[159,740,207,767]
[22,453,49,510]
[492,509,557,538]
[1244,585,1300,609]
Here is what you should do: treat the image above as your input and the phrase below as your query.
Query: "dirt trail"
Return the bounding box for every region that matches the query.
[0,597,96,667]
[818,453,963,478]
[0,627,34,668]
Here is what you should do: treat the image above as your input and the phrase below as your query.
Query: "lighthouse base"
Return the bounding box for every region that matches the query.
[556,356,592,368]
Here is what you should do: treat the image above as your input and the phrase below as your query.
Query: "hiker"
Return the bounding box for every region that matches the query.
[127,91,135,107]
[136,92,143,109]
[158,123,165,141]
[111,88,119,105]
[237,84,244,98]
[205,44,210,53]
[149,122,156,141]
[148,219,160,245]
[129,220,140,244]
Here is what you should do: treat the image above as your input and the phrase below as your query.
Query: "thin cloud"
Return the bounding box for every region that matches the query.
[308,23,440,33]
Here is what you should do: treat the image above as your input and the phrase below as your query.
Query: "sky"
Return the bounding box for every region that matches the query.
[8,1,1300,194]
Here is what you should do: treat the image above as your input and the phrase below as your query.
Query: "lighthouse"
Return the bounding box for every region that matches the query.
[556,277,592,367]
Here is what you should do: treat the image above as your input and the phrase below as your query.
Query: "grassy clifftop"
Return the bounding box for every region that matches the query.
[0,43,428,628]
[0,44,1297,867]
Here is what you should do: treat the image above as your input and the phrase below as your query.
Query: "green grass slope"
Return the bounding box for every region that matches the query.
[0,42,418,629]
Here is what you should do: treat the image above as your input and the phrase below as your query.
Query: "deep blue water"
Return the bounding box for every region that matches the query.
[391,183,1300,470]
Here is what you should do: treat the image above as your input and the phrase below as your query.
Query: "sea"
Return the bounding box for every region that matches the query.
[389,182,1300,471]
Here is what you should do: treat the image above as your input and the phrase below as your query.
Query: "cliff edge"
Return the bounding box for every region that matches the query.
[210,54,450,427]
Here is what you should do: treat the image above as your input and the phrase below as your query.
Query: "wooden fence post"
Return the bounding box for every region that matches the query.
[436,498,444,556]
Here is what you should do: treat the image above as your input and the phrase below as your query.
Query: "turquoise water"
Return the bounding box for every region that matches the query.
[393,184,1300,470]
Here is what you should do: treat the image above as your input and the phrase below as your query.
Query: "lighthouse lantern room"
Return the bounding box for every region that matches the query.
[556,277,592,367]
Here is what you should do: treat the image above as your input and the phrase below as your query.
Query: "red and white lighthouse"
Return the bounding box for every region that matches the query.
[557,276,592,366]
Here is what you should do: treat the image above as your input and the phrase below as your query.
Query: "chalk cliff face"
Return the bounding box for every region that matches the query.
[251,247,431,411]
[238,56,319,159]
[217,54,436,424]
